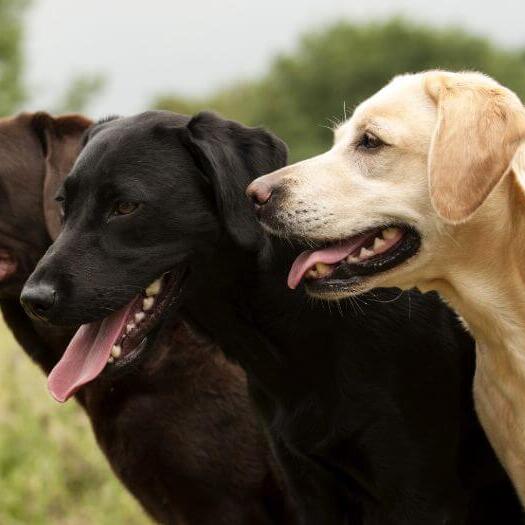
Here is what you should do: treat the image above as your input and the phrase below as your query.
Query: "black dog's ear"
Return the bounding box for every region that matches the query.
[180,111,288,250]
[31,112,93,239]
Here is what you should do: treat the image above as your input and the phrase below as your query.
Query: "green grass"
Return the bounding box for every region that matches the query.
[0,318,152,525]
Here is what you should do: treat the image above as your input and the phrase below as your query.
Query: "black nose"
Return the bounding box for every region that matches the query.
[20,283,57,321]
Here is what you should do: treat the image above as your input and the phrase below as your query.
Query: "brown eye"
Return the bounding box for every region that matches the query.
[114,201,139,215]
[358,132,383,150]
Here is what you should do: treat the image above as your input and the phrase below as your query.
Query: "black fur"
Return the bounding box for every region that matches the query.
[24,111,523,524]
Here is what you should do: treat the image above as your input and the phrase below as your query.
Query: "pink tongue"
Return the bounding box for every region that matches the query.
[48,300,136,403]
[287,236,367,289]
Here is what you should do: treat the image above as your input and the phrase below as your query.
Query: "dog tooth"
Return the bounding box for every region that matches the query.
[111,345,122,359]
[359,247,374,259]
[145,278,162,297]
[315,262,331,277]
[383,227,399,240]
[143,297,154,311]
[135,312,146,323]
[346,255,360,264]
[373,237,386,251]
[108,356,115,364]
[306,268,318,279]
[126,323,135,334]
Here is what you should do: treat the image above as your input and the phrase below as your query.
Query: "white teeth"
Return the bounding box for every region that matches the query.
[346,255,360,263]
[143,297,154,311]
[108,356,115,364]
[359,247,374,259]
[306,268,318,279]
[126,323,135,334]
[373,237,386,251]
[383,227,400,240]
[111,345,121,359]
[145,279,162,297]
[135,312,146,323]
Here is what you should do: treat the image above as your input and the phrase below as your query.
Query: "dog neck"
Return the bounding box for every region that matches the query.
[426,174,525,353]
[420,174,525,501]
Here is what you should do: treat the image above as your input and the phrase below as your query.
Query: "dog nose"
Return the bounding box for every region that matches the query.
[246,179,273,206]
[20,283,57,321]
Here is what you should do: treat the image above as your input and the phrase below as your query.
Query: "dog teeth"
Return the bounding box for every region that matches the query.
[108,356,115,364]
[143,297,154,311]
[382,227,400,240]
[359,247,374,259]
[126,323,135,334]
[111,345,122,359]
[373,237,386,251]
[145,278,162,297]
[135,312,146,323]
[346,255,360,263]
[315,262,331,277]
[306,268,318,279]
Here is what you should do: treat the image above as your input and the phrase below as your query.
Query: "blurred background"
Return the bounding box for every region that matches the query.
[1,0,525,523]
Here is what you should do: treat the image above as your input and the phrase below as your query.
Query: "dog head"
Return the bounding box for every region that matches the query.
[21,110,286,401]
[0,112,91,299]
[248,71,525,299]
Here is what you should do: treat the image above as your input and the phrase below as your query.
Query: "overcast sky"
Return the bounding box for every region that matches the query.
[23,0,525,118]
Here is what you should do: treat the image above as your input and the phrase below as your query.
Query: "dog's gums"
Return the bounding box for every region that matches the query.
[288,225,421,292]
[47,270,184,402]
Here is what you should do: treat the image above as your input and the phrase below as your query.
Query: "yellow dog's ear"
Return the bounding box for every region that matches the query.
[425,72,525,224]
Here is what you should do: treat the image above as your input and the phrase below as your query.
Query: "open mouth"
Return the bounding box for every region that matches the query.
[47,270,185,402]
[288,225,421,295]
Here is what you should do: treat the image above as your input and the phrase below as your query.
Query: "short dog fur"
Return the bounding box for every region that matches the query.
[22,110,523,524]
[0,112,292,525]
[248,71,525,505]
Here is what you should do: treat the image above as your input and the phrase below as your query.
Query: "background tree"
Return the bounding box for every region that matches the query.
[54,73,106,114]
[0,0,28,115]
[155,19,525,161]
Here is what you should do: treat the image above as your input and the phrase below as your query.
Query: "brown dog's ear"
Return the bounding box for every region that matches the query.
[31,113,92,239]
[426,72,525,224]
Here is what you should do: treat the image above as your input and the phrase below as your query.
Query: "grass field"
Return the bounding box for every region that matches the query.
[0,318,152,525]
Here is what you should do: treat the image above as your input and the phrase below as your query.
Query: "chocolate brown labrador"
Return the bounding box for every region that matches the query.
[0,112,294,524]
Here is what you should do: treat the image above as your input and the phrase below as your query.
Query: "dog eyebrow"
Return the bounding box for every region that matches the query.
[364,119,397,145]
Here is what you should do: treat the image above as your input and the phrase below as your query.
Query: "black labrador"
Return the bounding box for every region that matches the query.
[22,111,523,524]
[0,112,293,525]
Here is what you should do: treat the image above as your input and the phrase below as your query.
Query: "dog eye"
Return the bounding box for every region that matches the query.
[113,201,139,216]
[357,132,383,150]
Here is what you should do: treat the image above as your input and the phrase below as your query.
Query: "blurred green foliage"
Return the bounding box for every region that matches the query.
[155,18,525,161]
[54,73,107,114]
[0,0,28,115]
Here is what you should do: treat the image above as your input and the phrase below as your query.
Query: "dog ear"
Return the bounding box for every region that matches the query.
[426,72,525,224]
[180,111,288,249]
[31,113,92,239]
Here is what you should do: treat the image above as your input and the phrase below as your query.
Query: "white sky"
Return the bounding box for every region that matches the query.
[23,0,525,118]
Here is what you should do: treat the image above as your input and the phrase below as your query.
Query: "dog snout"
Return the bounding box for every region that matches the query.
[21,281,57,322]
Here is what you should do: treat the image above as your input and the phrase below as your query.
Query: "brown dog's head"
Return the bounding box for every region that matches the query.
[0,112,91,298]
[248,71,525,299]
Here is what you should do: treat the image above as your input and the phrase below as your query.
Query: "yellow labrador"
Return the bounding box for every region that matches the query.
[247,70,525,502]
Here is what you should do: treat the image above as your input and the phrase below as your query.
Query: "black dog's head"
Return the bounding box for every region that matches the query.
[21,110,286,401]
